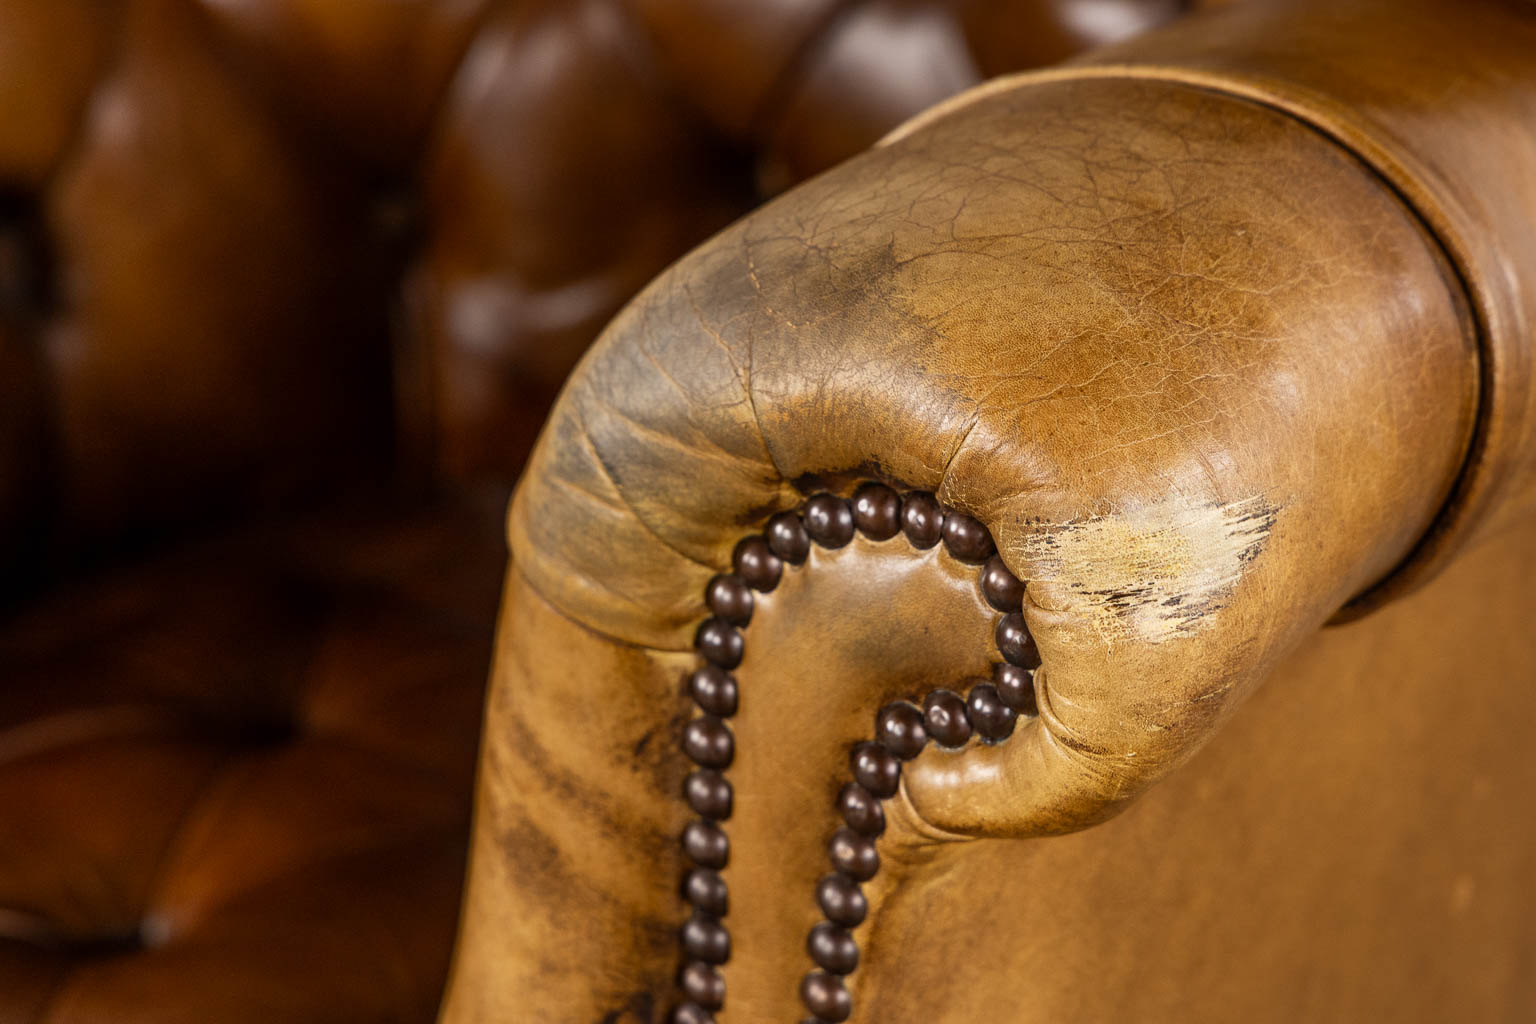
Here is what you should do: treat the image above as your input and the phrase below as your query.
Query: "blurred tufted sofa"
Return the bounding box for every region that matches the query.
[441,0,1536,1021]
[0,0,1191,1021]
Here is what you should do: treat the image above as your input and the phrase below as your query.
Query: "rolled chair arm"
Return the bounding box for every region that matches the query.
[442,1,1536,1020]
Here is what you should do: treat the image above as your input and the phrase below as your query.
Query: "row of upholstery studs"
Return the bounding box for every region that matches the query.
[671,483,1041,1024]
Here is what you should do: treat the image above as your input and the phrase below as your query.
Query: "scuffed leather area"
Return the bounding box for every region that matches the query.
[0,492,505,1024]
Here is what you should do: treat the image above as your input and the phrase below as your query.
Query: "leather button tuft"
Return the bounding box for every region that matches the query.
[875,701,928,759]
[803,494,855,548]
[732,536,783,591]
[685,770,733,820]
[683,819,729,868]
[852,483,901,540]
[705,574,754,625]
[966,682,1018,741]
[816,873,868,927]
[683,868,728,916]
[688,666,739,717]
[694,619,744,669]
[827,827,879,881]
[681,913,731,964]
[980,555,1025,612]
[800,971,852,1022]
[900,491,943,548]
[837,782,885,837]
[681,961,726,1010]
[850,741,900,798]
[923,689,972,747]
[942,512,995,563]
[995,612,1041,668]
[766,511,811,564]
[683,716,734,769]
[807,921,860,975]
[994,663,1037,715]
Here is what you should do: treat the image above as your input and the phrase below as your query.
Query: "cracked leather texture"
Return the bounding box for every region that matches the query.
[448,1,1536,1020]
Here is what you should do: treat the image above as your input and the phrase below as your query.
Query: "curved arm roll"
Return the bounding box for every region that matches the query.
[443,2,1536,1020]
[512,57,1480,838]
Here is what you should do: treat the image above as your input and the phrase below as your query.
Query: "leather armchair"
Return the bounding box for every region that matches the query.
[0,1,1177,1021]
[444,1,1536,1021]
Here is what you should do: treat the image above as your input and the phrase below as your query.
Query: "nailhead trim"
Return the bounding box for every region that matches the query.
[670,483,1039,1023]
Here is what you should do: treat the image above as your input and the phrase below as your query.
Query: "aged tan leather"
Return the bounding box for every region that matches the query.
[446,1,1536,1020]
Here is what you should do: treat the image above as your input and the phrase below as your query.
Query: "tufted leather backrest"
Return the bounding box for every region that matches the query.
[0,0,1190,588]
[0,0,405,585]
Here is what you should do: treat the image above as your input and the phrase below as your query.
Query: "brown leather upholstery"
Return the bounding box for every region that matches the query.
[0,0,1185,581]
[0,1,1183,1021]
[0,493,503,1023]
[445,1,1536,1021]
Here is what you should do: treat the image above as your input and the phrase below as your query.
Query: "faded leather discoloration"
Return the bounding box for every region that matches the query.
[1019,494,1279,645]
[438,2,1536,1016]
